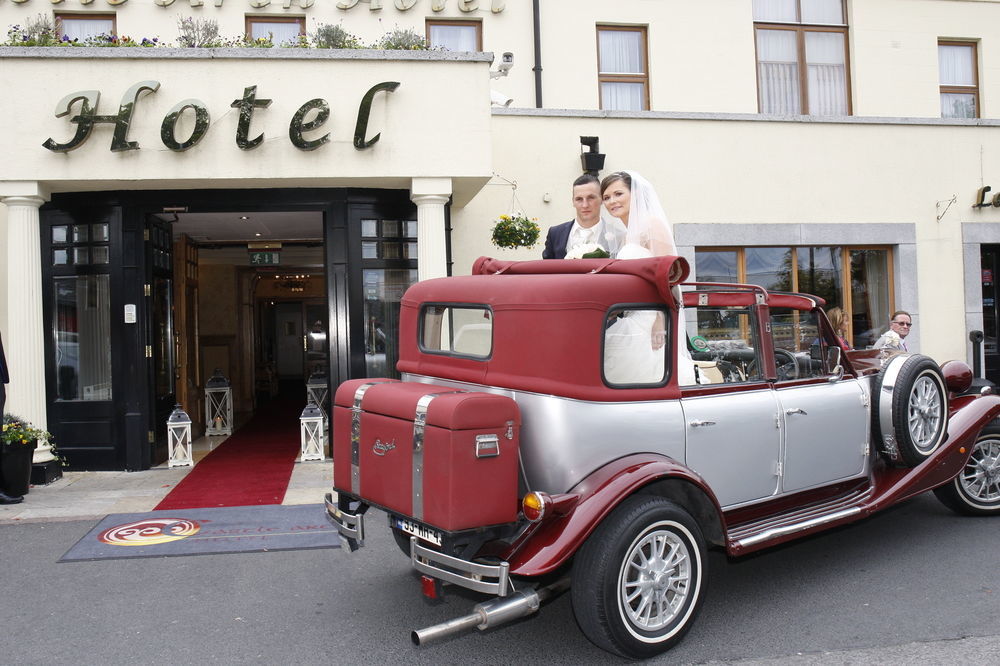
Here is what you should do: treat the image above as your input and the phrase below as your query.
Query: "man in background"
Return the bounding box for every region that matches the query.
[873,311,913,351]
[542,173,626,259]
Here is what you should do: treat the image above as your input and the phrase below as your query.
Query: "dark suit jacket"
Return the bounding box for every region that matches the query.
[542,220,574,259]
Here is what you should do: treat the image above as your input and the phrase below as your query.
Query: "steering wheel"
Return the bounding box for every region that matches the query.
[746,348,800,381]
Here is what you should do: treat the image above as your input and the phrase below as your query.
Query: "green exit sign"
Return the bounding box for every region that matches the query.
[249,251,280,265]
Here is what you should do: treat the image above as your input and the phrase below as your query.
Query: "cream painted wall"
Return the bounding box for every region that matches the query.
[451,112,1000,362]
[5,0,1000,116]
[0,206,7,334]
[851,0,1000,117]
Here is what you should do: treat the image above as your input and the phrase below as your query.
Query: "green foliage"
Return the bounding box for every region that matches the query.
[312,23,364,49]
[5,13,64,46]
[176,16,223,48]
[375,27,430,50]
[491,214,541,250]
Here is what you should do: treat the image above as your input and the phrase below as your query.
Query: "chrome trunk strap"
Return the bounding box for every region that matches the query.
[351,381,395,495]
[412,390,466,520]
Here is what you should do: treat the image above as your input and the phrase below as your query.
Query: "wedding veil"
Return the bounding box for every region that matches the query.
[623,170,677,257]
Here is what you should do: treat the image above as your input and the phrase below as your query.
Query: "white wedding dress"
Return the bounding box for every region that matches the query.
[603,177,697,386]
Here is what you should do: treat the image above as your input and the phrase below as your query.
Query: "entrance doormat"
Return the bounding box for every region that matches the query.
[59,503,339,562]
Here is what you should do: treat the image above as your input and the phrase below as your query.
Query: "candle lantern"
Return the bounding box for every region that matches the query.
[305,370,329,427]
[299,401,326,462]
[167,404,194,468]
[205,368,233,436]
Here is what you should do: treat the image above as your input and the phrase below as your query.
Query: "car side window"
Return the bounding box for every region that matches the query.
[603,307,668,387]
[769,308,826,380]
[686,304,761,384]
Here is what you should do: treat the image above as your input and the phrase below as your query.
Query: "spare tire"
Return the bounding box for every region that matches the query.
[870,354,948,467]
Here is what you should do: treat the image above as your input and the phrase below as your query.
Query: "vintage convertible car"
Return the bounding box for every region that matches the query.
[325,255,1000,659]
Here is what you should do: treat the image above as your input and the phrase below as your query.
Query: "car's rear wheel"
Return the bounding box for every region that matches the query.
[934,422,1000,515]
[570,495,707,660]
[871,354,948,467]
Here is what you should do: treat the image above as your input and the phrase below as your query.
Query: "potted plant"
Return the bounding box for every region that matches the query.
[1,414,50,497]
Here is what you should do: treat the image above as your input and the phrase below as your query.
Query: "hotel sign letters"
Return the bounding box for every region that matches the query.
[42,80,400,153]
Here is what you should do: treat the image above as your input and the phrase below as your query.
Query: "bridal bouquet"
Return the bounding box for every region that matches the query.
[880,330,904,349]
[565,243,610,259]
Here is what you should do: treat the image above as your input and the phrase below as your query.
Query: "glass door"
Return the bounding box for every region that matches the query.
[147,218,175,464]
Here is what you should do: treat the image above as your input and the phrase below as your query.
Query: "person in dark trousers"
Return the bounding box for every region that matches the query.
[0,330,23,504]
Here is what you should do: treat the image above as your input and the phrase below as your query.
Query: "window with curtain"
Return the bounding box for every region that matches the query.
[56,14,115,42]
[695,246,891,349]
[597,25,649,111]
[427,20,481,51]
[246,17,304,45]
[753,0,850,116]
[939,41,978,119]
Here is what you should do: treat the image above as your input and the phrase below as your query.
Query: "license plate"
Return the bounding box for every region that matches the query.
[395,518,442,546]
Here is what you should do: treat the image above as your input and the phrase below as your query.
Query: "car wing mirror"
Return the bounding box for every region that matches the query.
[826,346,844,382]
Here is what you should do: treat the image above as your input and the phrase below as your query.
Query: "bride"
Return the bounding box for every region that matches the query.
[600,171,696,386]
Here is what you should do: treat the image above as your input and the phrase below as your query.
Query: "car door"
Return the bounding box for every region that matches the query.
[683,388,782,506]
[770,308,869,494]
[681,301,780,507]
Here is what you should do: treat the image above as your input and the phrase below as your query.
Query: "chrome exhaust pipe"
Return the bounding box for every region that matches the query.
[411,577,569,646]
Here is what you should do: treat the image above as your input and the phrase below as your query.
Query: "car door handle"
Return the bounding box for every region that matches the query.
[785,408,808,416]
[689,420,716,427]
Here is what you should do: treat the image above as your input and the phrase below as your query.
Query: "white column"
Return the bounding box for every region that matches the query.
[2,187,53,463]
[410,178,452,283]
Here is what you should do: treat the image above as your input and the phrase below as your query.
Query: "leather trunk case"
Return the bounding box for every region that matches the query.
[332,378,521,531]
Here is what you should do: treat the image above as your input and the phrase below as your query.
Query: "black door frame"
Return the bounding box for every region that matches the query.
[42,187,420,471]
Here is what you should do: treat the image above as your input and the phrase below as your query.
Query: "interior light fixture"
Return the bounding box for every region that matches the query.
[255,233,262,237]
[240,216,249,221]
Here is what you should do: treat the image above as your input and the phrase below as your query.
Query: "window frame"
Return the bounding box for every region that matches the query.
[425,19,482,51]
[245,15,305,43]
[596,24,650,111]
[753,0,852,116]
[418,303,494,360]
[939,40,980,119]
[694,246,894,350]
[55,13,117,40]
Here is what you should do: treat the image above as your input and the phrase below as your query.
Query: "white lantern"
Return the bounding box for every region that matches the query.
[205,368,233,437]
[167,404,194,468]
[305,370,329,427]
[299,401,326,462]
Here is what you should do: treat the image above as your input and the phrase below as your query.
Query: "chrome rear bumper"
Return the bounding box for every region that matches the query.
[411,537,512,597]
[325,492,365,551]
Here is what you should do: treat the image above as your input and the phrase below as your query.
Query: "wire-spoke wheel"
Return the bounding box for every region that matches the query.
[619,522,693,633]
[908,374,944,455]
[571,495,707,659]
[935,422,1000,515]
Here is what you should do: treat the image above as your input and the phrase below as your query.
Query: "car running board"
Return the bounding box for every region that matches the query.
[725,484,875,556]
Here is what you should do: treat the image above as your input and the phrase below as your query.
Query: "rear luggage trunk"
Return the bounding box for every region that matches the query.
[332,379,521,532]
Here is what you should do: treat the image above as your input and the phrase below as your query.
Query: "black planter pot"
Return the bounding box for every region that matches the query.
[1,441,37,497]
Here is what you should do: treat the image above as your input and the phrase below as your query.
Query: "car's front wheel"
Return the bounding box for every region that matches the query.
[570,495,707,659]
[934,422,1000,515]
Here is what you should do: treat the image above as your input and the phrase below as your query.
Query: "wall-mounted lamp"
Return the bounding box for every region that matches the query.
[580,136,605,175]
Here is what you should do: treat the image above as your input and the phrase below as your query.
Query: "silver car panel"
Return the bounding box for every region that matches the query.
[776,378,870,493]
[402,373,685,494]
[681,388,781,506]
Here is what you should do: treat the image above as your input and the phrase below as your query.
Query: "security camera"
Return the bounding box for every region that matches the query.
[490,89,513,107]
[490,52,514,79]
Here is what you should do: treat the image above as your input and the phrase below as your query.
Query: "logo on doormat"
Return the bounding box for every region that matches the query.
[98,518,201,546]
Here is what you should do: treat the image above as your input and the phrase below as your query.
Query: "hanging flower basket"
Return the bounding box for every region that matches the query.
[491,213,541,250]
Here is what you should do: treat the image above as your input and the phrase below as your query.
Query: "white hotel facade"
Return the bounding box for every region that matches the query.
[2,0,1000,471]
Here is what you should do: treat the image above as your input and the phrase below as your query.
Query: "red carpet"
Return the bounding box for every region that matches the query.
[154,397,305,510]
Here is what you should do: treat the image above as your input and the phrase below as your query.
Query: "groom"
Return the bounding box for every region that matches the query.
[542,173,626,259]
